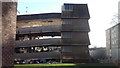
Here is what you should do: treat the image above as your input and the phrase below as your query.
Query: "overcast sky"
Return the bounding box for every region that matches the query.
[18,0,120,48]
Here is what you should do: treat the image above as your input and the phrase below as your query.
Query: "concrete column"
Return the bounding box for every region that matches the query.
[0,1,17,68]
[118,1,120,23]
[118,1,120,68]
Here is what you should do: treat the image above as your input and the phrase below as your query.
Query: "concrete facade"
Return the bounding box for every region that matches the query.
[0,2,17,68]
[15,13,61,62]
[15,4,91,63]
[61,4,90,62]
[106,24,120,64]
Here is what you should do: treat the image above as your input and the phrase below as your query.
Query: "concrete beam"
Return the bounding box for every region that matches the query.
[16,25,61,34]
[15,52,60,60]
[15,38,61,47]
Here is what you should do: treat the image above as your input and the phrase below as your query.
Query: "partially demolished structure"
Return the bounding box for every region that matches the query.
[15,3,91,63]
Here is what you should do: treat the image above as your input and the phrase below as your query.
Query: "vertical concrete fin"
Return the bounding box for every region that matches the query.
[0,1,17,68]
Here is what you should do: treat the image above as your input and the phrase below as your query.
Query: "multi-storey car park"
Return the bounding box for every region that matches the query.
[14,3,91,63]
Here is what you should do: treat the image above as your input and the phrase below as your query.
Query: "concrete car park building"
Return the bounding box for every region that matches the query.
[14,3,91,63]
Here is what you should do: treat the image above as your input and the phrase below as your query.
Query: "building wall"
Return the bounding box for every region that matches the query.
[62,46,89,59]
[15,52,61,60]
[111,25,119,63]
[17,19,61,28]
[15,16,61,60]
[15,38,61,47]
[118,2,120,64]
[62,19,90,31]
[106,24,120,64]
[1,2,17,67]
[61,4,90,63]
[106,29,111,58]
[62,32,90,45]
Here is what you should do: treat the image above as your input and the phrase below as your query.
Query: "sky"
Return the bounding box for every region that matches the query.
[17,0,120,48]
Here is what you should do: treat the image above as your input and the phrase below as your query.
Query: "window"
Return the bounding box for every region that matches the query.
[62,5,73,11]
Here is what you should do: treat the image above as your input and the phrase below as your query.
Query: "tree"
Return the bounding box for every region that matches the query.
[110,13,118,26]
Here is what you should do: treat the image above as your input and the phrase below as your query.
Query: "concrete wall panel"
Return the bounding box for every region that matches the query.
[15,52,60,60]
[15,38,61,47]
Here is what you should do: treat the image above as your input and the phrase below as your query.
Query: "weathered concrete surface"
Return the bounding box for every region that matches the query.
[0,2,17,68]
[61,4,90,63]
[15,52,61,60]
